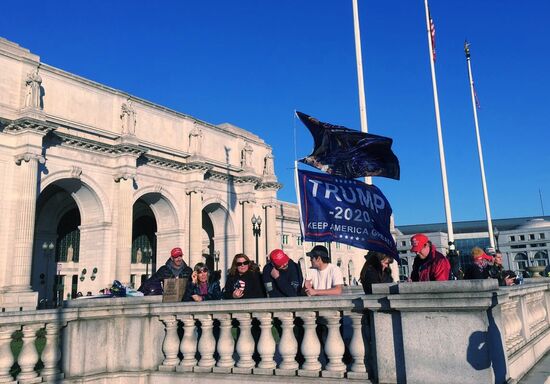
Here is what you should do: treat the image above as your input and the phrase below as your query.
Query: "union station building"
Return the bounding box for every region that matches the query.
[0,38,367,310]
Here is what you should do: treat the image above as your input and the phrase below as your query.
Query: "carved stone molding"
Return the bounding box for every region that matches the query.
[114,171,136,182]
[153,184,163,194]
[256,181,283,191]
[57,132,146,157]
[3,118,55,134]
[14,153,45,166]
[238,193,256,205]
[70,166,82,179]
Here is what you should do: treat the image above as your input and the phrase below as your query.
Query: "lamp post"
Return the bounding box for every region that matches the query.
[251,214,262,266]
[42,242,54,307]
[144,246,152,278]
[494,227,500,251]
[214,250,220,271]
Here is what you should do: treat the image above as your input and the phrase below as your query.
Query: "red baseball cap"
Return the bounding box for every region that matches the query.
[410,234,429,253]
[170,247,183,259]
[269,249,290,268]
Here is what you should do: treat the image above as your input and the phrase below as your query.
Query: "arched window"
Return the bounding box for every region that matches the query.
[56,208,80,263]
[514,252,529,271]
[534,251,549,267]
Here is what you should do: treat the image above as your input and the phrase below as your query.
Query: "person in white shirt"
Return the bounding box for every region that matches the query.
[303,245,344,296]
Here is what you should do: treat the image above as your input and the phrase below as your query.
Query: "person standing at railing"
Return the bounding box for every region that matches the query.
[138,247,192,295]
[360,251,394,294]
[223,253,265,299]
[262,249,303,297]
[303,245,344,296]
[464,247,493,280]
[409,234,450,282]
[184,262,222,302]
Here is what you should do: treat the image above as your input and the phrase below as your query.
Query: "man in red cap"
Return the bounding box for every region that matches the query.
[409,234,450,282]
[138,247,192,295]
[262,249,303,297]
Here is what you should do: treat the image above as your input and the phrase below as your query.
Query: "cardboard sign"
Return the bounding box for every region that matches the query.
[162,277,187,303]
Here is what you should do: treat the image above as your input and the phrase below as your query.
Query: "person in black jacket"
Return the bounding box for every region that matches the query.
[360,251,393,294]
[262,249,303,297]
[184,262,222,302]
[138,247,192,295]
[223,253,265,299]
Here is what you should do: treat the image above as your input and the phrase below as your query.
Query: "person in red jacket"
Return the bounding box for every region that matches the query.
[409,233,450,282]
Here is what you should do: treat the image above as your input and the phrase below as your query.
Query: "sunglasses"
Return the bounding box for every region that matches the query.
[236,260,250,267]
[196,267,209,273]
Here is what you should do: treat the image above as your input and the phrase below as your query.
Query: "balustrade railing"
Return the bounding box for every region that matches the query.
[1,281,550,383]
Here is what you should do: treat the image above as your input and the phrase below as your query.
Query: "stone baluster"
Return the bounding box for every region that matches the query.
[296,311,321,377]
[0,326,19,382]
[16,324,42,382]
[254,312,276,373]
[320,310,346,378]
[195,314,216,371]
[346,312,369,379]
[40,322,64,381]
[159,316,180,370]
[503,297,524,352]
[275,312,298,375]
[177,315,197,372]
[214,314,235,372]
[233,313,255,373]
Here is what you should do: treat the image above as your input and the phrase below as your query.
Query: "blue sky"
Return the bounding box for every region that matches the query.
[2,0,549,225]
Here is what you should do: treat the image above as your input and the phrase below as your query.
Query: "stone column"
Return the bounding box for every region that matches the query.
[254,312,276,372]
[264,202,277,255]
[275,312,298,374]
[186,187,203,267]
[240,199,255,257]
[297,311,321,376]
[233,313,255,373]
[195,314,216,371]
[320,310,346,377]
[214,313,235,372]
[41,322,65,381]
[114,174,134,284]
[10,153,44,292]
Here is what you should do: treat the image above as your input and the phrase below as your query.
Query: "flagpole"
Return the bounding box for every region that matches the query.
[465,41,495,249]
[352,0,372,185]
[423,0,455,247]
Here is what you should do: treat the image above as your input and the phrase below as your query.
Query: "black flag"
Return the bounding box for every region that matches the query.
[297,111,400,180]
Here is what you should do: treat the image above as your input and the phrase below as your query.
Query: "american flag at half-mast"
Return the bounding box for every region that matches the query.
[429,10,436,62]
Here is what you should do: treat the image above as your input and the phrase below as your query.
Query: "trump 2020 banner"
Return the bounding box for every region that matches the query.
[297,169,397,258]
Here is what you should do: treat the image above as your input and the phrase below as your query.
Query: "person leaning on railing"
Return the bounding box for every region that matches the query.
[409,234,451,282]
[223,253,265,299]
[359,250,394,294]
[184,262,222,302]
[138,247,192,295]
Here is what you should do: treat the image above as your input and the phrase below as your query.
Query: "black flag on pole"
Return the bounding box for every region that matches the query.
[297,111,400,180]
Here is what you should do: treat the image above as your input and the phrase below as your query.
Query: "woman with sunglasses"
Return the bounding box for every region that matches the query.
[184,262,222,302]
[223,253,265,299]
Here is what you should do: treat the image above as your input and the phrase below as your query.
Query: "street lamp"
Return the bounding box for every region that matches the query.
[494,227,500,251]
[144,246,152,278]
[251,214,262,266]
[214,250,220,271]
[42,242,54,307]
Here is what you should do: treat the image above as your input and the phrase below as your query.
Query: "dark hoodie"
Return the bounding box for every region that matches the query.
[138,258,192,295]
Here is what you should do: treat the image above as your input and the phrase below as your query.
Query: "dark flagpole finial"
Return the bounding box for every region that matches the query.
[464,40,471,58]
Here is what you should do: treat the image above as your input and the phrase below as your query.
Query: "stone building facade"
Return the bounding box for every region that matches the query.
[0,38,285,308]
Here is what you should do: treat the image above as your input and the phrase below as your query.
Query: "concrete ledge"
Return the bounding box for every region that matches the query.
[253,367,275,375]
[193,366,214,373]
[298,369,321,377]
[175,365,194,372]
[372,279,499,294]
[509,327,550,381]
[158,365,176,372]
[232,367,253,374]
[321,370,345,378]
[212,367,233,373]
[346,371,369,380]
[274,368,297,376]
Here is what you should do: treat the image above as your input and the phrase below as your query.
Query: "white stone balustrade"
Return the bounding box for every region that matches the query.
[0,281,549,383]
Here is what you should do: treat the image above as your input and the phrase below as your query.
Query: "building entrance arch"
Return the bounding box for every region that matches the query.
[202,202,236,282]
[33,178,105,307]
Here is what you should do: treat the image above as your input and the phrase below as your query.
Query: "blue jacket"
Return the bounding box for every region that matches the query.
[183,280,222,301]
[262,259,303,297]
